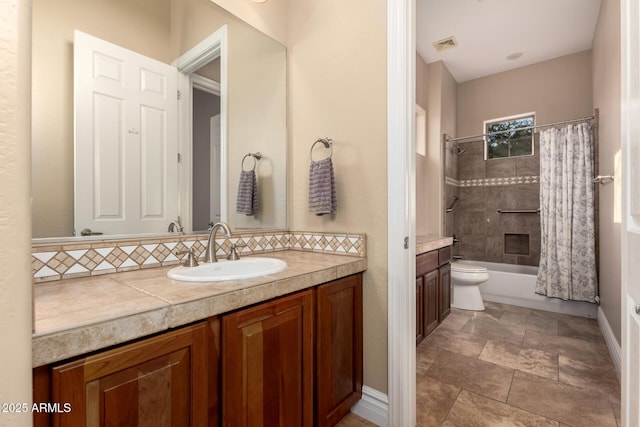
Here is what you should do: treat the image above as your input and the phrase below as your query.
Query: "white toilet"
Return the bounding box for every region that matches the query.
[451,262,489,311]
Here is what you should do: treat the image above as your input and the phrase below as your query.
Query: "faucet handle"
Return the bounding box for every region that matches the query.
[226,242,247,261]
[176,248,199,267]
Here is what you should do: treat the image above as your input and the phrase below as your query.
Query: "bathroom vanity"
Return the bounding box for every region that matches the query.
[32,251,364,426]
[415,235,453,345]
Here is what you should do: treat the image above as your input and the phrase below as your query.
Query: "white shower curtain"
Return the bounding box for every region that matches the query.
[535,123,598,303]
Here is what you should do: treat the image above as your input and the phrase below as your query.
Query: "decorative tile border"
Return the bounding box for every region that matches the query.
[32,230,366,283]
[445,176,461,186]
[445,175,539,187]
[289,232,366,257]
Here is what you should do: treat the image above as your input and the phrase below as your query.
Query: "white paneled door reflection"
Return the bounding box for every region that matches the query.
[74,30,178,236]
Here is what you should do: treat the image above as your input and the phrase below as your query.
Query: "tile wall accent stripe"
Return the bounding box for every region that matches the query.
[445,175,539,187]
[32,230,366,282]
[445,176,461,186]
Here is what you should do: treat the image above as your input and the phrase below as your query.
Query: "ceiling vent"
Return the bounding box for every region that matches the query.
[432,36,458,53]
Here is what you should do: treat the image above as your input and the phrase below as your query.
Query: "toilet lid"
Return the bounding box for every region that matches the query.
[451,263,487,273]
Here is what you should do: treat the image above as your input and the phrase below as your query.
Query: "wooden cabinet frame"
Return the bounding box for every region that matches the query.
[316,274,363,426]
[416,246,452,345]
[222,289,314,427]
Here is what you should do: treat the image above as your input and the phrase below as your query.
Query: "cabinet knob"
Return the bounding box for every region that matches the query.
[636,305,640,315]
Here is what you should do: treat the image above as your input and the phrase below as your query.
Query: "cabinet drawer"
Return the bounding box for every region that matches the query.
[439,246,452,265]
[416,251,438,276]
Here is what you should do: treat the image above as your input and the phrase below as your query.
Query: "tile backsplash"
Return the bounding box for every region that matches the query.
[32,230,366,283]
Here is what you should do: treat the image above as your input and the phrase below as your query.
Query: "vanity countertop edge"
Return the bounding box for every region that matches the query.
[416,234,453,255]
[33,250,367,367]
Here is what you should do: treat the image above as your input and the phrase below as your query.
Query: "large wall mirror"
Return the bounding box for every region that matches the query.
[31,0,287,241]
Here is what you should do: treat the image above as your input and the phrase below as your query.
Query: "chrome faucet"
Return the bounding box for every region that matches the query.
[205,222,232,263]
[168,218,183,233]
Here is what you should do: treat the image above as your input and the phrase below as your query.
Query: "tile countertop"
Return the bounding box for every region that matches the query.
[33,250,367,368]
[416,234,453,255]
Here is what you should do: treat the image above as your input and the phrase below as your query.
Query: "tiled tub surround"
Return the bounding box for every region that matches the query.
[32,230,366,282]
[33,250,367,367]
[445,137,541,266]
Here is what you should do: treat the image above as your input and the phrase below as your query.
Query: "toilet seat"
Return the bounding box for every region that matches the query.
[451,263,487,273]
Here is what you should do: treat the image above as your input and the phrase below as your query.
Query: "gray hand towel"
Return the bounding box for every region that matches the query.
[309,157,337,216]
[236,170,258,215]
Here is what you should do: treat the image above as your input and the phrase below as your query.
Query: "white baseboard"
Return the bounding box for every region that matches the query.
[597,306,622,380]
[351,386,389,427]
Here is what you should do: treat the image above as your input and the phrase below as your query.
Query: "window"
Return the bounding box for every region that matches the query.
[484,113,535,159]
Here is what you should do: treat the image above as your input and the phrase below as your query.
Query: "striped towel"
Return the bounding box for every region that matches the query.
[309,157,337,216]
[236,170,258,215]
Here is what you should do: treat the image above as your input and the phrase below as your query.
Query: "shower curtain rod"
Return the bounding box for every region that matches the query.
[445,115,595,143]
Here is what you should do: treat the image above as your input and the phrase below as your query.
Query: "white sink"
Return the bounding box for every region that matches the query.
[167,257,287,282]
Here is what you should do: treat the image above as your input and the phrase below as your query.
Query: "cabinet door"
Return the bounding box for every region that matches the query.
[416,276,425,345]
[316,274,363,427]
[50,323,209,427]
[222,290,314,427]
[424,270,439,336]
[439,263,452,321]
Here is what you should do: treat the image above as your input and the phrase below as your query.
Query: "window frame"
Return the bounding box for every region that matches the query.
[483,112,536,160]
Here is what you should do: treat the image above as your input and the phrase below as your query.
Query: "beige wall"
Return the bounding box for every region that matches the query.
[457,51,594,137]
[593,0,621,343]
[211,0,288,45]
[287,0,388,393]
[224,20,287,230]
[416,54,430,234]
[419,61,456,236]
[416,53,429,109]
[0,0,33,424]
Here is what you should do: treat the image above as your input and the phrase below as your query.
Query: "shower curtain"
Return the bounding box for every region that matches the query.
[535,123,598,303]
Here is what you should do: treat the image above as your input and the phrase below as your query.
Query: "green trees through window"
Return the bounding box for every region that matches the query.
[485,114,534,159]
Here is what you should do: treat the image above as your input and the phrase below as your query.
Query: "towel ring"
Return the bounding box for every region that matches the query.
[310,138,333,161]
[241,152,262,171]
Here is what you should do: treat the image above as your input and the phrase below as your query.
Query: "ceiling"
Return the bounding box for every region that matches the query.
[417,0,602,83]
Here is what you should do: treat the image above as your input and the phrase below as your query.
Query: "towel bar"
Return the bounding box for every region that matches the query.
[496,209,540,214]
[310,137,333,161]
[593,175,614,184]
[241,152,262,171]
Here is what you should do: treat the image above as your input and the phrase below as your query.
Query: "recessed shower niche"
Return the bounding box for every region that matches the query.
[504,233,530,256]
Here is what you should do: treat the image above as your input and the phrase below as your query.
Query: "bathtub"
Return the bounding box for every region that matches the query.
[456,260,597,319]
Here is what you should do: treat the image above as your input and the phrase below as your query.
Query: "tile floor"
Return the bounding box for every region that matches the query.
[337,301,620,427]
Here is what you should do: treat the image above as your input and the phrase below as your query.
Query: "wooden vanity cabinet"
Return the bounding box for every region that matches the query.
[33,273,363,427]
[439,261,452,320]
[416,250,438,346]
[438,245,452,320]
[423,269,440,336]
[41,321,212,427]
[415,276,425,344]
[221,273,364,427]
[416,246,452,345]
[221,289,314,427]
[315,274,363,427]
